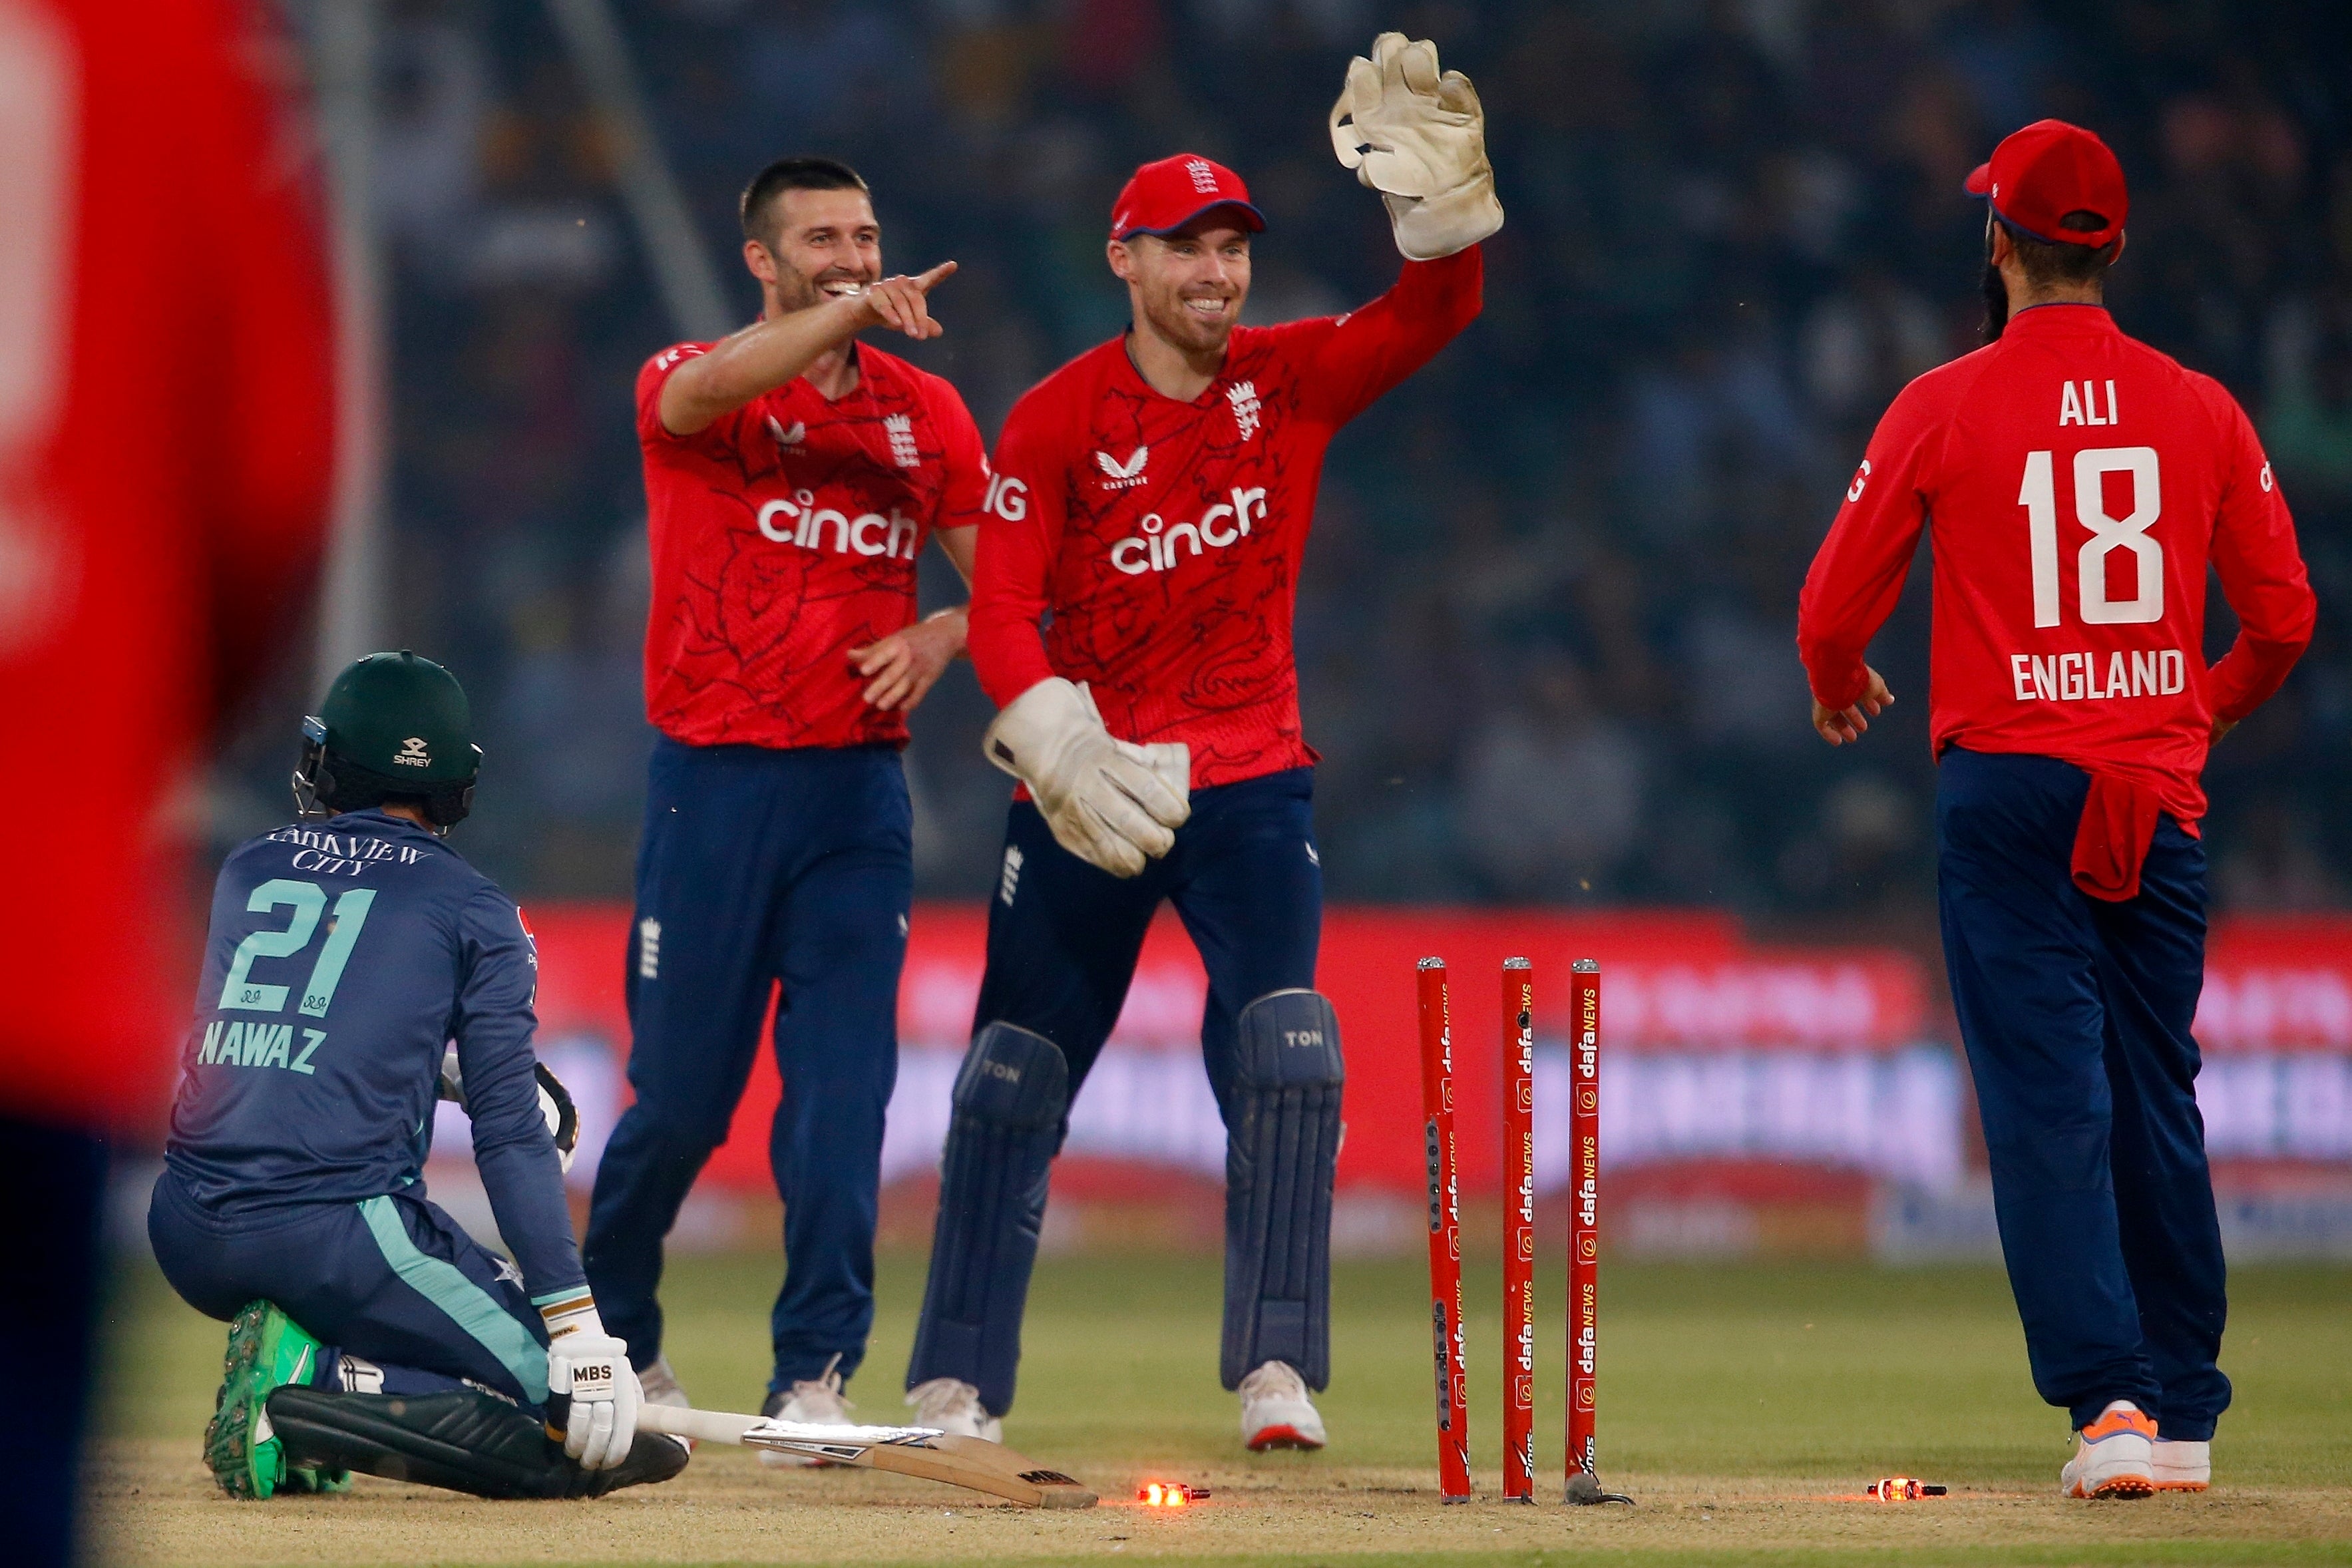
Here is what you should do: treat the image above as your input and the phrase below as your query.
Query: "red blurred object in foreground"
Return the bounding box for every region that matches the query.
[1137,1482,1210,1506]
[0,0,336,1131]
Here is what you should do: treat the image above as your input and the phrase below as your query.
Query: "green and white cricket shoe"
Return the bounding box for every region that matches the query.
[206,1300,334,1499]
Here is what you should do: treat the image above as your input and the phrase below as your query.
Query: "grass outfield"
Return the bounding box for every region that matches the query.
[91,1247,2352,1565]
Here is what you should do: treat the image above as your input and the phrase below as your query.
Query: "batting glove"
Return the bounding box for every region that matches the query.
[542,1296,641,1471]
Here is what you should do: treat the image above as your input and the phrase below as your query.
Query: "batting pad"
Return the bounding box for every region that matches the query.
[1221,988,1344,1391]
[907,1022,1070,1418]
[265,1386,686,1498]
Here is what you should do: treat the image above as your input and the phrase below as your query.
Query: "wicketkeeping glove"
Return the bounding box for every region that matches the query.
[983,677,1189,879]
[1329,33,1504,260]
[542,1296,641,1471]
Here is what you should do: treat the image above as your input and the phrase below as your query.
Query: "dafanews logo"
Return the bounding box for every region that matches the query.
[756,488,921,560]
[1109,487,1267,576]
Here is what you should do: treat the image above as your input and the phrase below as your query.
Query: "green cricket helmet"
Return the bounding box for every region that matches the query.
[292,650,483,829]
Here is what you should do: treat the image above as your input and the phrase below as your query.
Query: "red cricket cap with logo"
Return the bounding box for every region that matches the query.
[1964,118,2128,247]
[1109,152,1267,241]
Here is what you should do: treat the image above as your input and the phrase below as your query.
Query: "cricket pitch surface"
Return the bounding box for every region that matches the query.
[93,1251,2352,1567]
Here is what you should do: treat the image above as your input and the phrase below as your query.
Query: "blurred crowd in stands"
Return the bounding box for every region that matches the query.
[234,0,2352,917]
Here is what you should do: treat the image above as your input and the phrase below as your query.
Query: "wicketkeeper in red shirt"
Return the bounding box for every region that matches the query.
[902,35,1497,1452]
[1798,120,2316,1499]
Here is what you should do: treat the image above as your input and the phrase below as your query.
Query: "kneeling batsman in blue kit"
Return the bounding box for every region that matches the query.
[146,650,684,1499]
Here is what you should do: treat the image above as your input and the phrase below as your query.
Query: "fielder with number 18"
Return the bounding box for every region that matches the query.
[1798,120,2315,1499]
[902,35,1496,1452]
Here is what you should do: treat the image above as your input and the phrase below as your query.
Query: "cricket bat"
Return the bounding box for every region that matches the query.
[635,1404,1097,1509]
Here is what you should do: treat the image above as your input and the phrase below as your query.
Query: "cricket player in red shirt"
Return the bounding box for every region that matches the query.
[583,157,988,1443]
[1798,121,2315,1499]
[3,1,335,1557]
[903,35,1499,1452]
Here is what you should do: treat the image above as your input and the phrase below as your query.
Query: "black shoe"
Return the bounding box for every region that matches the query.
[266,1386,688,1499]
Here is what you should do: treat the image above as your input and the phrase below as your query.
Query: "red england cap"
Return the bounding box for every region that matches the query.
[1964,119,2128,247]
[1109,153,1267,242]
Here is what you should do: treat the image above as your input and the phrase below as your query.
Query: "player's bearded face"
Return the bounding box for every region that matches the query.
[761,188,884,314]
[1126,226,1251,355]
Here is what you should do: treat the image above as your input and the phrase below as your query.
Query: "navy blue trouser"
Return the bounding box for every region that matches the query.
[584,739,910,1393]
[1937,747,2230,1439]
[11,1119,103,1568]
[149,1169,552,1410]
[906,766,1324,1405]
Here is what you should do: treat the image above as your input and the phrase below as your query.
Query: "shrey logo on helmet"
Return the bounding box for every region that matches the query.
[394,737,432,767]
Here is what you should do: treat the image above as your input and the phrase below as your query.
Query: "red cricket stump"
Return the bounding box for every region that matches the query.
[1565,958,1632,1505]
[1501,958,1536,1502]
[1415,958,1472,1502]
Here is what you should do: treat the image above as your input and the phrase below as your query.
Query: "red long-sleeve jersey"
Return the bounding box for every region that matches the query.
[3,0,335,1129]
[968,249,1481,787]
[1798,303,2315,826]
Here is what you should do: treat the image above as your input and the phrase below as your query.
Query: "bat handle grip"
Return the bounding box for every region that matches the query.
[636,1402,762,1445]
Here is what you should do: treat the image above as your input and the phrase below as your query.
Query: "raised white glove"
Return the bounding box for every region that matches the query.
[542,1298,640,1471]
[438,1047,580,1174]
[1329,33,1503,260]
[983,678,1189,879]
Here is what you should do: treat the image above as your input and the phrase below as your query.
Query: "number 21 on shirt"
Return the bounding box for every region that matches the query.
[218,880,377,1018]
[2018,445,2162,629]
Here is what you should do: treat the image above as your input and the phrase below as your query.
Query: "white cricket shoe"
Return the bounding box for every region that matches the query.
[758,1355,854,1468]
[2153,1438,2210,1491]
[1239,1360,1327,1452]
[906,1377,1004,1443]
[2060,1400,2157,1499]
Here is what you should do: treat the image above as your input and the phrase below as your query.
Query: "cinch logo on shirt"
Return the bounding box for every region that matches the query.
[2009,648,2188,703]
[1108,487,1267,575]
[755,489,922,560]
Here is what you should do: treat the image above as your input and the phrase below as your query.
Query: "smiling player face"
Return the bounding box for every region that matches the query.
[1113,218,1253,359]
[752,187,884,315]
